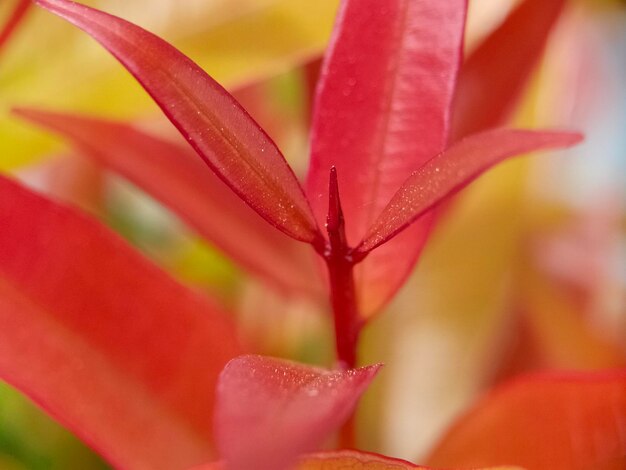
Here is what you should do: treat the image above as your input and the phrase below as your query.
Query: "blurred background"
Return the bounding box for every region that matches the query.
[0,0,624,468]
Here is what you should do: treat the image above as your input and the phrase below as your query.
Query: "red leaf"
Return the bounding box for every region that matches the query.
[452,0,565,140]
[215,355,381,470]
[357,129,582,254]
[13,107,323,299]
[426,371,626,469]
[0,175,243,470]
[35,0,322,245]
[306,0,467,315]
[0,0,31,55]
[192,451,523,470]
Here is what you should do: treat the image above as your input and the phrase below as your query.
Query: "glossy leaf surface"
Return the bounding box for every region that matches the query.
[306,0,467,315]
[452,0,565,140]
[358,129,582,253]
[0,175,243,470]
[215,355,380,470]
[13,107,323,298]
[36,0,321,244]
[427,371,626,470]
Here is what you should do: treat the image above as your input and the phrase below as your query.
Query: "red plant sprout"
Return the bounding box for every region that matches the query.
[28,0,581,369]
[14,0,566,306]
[324,166,362,369]
[0,0,31,56]
[306,0,466,323]
[6,0,621,469]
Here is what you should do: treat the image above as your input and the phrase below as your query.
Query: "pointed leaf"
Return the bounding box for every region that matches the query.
[358,129,582,253]
[1,0,338,170]
[452,0,565,140]
[378,160,532,459]
[13,107,323,298]
[0,175,243,470]
[306,0,467,315]
[215,355,381,470]
[427,371,626,469]
[0,0,30,55]
[35,0,321,244]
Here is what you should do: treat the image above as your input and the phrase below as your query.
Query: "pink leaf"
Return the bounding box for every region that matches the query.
[426,371,626,469]
[13,107,323,299]
[0,175,243,470]
[215,355,381,470]
[0,0,31,55]
[357,129,582,254]
[306,0,467,315]
[35,0,321,245]
[452,0,565,140]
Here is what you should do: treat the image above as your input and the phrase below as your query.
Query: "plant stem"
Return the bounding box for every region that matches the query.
[321,167,364,370]
[325,246,361,369]
[312,167,368,449]
[339,412,356,449]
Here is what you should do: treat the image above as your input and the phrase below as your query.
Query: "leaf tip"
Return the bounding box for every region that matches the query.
[568,131,585,145]
[541,129,585,150]
[361,362,384,379]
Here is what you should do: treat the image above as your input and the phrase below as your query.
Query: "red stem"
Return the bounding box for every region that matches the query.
[312,168,368,448]
[339,412,356,449]
[321,167,367,449]
[320,167,364,370]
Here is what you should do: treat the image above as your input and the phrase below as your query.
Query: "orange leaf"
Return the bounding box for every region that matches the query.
[427,371,626,470]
